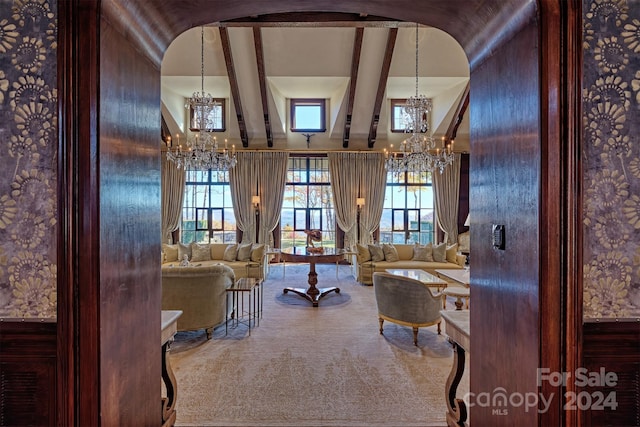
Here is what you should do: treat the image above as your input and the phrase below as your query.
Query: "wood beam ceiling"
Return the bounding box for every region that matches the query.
[342,27,363,148]
[219,26,249,147]
[445,81,470,144]
[368,27,397,148]
[252,27,273,147]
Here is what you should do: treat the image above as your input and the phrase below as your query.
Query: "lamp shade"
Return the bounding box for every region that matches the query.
[356,197,365,207]
[464,214,470,227]
[252,195,260,206]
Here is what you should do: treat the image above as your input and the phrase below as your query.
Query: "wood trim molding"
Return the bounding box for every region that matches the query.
[368,27,397,148]
[252,27,273,147]
[57,0,101,425]
[219,26,249,147]
[342,27,363,148]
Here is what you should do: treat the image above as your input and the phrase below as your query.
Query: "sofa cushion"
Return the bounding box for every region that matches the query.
[163,244,178,262]
[237,243,253,261]
[191,243,212,262]
[210,243,228,260]
[356,244,371,263]
[251,244,265,262]
[446,244,459,264]
[432,242,447,262]
[223,244,238,261]
[382,244,399,262]
[368,244,385,262]
[412,244,433,262]
[178,242,192,261]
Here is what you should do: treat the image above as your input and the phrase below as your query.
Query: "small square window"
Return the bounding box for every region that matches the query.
[290,99,326,132]
[390,99,410,133]
[189,98,226,132]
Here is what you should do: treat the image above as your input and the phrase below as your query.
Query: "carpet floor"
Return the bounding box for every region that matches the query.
[168,263,469,427]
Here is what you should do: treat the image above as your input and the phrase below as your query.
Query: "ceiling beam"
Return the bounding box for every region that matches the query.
[219,26,249,147]
[253,27,273,147]
[368,27,397,148]
[342,27,363,148]
[444,81,470,144]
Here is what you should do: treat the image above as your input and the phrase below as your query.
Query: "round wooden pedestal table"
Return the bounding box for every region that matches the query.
[280,247,346,307]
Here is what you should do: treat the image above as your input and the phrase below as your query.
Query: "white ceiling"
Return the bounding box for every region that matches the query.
[161,22,470,153]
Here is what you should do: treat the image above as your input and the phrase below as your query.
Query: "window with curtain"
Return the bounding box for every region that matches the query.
[281,156,335,248]
[181,169,236,243]
[380,170,434,244]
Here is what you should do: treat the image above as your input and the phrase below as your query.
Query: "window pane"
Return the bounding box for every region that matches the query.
[295,209,306,230]
[407,210,420,231]
[295,105,321,129]
[392,210,404,231]
[196,209,208,230]
[309,209,321,229]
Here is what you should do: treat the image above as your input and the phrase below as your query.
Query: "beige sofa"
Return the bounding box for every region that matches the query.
[161,263,235,338]
[354,243,465,285]
[162,242,266,280]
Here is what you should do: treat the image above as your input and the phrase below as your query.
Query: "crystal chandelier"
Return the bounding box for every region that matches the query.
[385,24,454,175]
[166,26,236,171]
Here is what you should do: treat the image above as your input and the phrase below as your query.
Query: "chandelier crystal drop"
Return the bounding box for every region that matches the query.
[166,26,236,171]
[385,24,454,175]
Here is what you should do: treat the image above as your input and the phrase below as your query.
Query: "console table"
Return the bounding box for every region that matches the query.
[161,310,182,427]
[440,310,470,427]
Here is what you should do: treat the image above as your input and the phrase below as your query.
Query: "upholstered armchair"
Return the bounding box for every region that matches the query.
[373,272,442,346]
[161,263,235,339]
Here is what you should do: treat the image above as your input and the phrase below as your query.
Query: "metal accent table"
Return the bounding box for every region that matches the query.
[161,310,182,427]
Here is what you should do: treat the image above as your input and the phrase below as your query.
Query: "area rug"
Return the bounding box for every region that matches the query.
[169,263,469,427]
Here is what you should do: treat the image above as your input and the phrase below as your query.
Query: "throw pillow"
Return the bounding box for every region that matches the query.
[162,244,178,262]
[412,243,433,262]
[251,243,265,262]
[356,243,371,263]
[223,244,238,262]
[382,244,399,262]
[446,243,459,264]
[368,244,385,262]
[432,242,447,262]
[178,242,192,261]
[191,243,212,262]
[236,243,253,261]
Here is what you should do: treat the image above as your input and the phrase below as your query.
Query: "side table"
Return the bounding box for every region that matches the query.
[226,277,261,335]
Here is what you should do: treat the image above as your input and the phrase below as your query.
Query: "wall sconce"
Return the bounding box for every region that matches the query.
[356,197,365,212]
[252,195,260,214]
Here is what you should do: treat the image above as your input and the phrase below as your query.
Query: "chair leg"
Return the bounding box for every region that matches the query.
[412,327,419,346]
[437,321,441,335]
[378,318,384,334]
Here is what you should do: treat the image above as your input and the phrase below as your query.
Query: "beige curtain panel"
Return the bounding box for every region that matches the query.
[433,153,461,244]
[358,153,387,245]
[229,151,259,243]
[161,155,186,243]
[256,152,289,246]
[328,152,360,250]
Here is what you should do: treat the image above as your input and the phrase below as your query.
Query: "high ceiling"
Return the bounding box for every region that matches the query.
[160,15,470,153]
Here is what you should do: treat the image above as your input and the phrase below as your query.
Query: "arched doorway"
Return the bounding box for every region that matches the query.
[58,1,580,425]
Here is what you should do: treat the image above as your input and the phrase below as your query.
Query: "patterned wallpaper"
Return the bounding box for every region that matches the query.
[583,0,640,319]
[0,0,57,319]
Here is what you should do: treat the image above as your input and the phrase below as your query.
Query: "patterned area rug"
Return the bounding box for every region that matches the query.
[169,263,469,427]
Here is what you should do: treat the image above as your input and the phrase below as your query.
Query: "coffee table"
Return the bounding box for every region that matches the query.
[385,268,448,291]
[436,269,470,310]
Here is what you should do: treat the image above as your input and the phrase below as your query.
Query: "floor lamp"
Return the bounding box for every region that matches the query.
[356,197,365,244]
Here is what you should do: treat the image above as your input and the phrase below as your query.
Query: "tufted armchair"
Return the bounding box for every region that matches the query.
[373,272,443,346]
